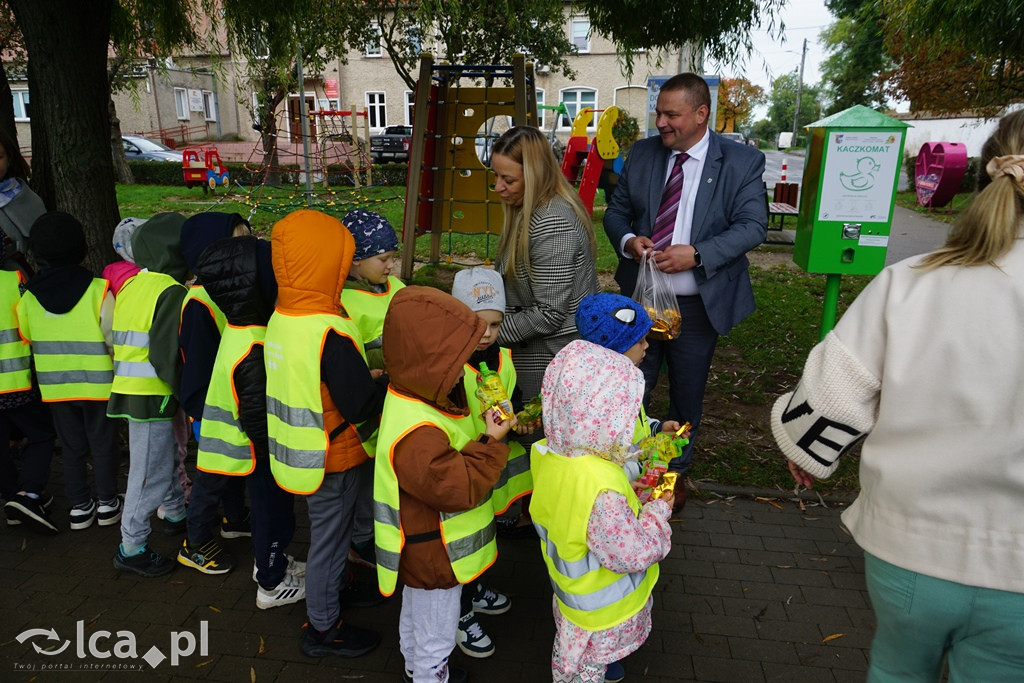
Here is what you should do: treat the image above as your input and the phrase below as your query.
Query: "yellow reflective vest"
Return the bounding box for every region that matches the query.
[374,387,498,596]
[17,279,113,401]
[339,275,404,350]
[110,271,182,397]
[197,324,263,476]
[265,311,367,494]
[0,270,31,394]
[530,441,660,631]
[181,285,227,333]
[633,404,649,445]
[462,348,532,514]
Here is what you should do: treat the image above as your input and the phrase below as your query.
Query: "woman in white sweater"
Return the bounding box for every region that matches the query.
[772,110,1024,682]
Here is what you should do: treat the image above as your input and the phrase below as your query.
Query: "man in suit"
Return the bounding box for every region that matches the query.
[604,73,767,484]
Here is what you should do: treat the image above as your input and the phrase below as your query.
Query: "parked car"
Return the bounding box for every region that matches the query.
[122,135,184,162]
[369,125,412,163]
[721,132,746,145]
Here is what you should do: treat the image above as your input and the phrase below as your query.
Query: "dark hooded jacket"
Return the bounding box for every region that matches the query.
[107,212,188,420]
[193,235,276,457]
[178,212,250,420]
[381,286,509,589]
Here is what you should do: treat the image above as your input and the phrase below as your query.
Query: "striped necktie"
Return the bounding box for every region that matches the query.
[651,152,689,251]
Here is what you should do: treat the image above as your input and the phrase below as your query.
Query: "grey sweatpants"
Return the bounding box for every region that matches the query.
[120,420,186,548]
[400,584,461,683]
[305,468,359,631]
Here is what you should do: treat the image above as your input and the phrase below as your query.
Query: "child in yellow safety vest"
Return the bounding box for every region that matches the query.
[375,286,512,683]
[18,212,122,532]
[339,208,404,571]
[531,340,673,683]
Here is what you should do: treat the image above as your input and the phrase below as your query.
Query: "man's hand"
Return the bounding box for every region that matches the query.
[625,235,654,263]
[653,244,698,274]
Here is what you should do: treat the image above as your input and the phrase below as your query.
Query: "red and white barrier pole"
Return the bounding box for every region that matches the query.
[781,161,787,182]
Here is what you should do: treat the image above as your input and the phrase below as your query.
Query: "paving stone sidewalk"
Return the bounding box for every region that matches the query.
[1,463,871,683]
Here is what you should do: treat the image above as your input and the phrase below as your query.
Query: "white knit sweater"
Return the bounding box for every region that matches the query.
[772,239,1024,594]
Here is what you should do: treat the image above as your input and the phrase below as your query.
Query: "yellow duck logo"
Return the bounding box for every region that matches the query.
[840,156,881,191]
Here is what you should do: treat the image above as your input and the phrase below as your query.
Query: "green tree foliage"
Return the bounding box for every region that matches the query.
[766,72,822,141]
[819,0,891,114]
[584,0,786,75]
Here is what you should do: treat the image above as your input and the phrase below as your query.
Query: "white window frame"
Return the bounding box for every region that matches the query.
[404,91,415,126]
[12,90,29,121]
[570,17,591,53]
[558,87,597,131]
[202,90,217,122]
[365,23,382,58]
[173,87,189,121]
[366,91,387,129]
[535,88,545,129]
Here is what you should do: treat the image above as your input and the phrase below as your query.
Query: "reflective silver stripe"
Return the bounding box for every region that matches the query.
[376,544,401,572]
[493,449,530,490]
[32,341,109,355]
[113,330,150,347]
[203,404,236,425]
[0,356,31,373]
[113,360,158,378]
[267,436,324,469]
[374,499,400,529]
[199,435,251,461]
[535,521,649,612]
[36,369,113,385]
[439,495,495,561]
[266,396,322,429]
[0,328,20,343]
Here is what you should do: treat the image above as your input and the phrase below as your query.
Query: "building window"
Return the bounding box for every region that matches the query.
[404,91,415,126]
[366,91,386,129]
[365,24,382,57]
[535,89,545,129]
[571,18,590,53]
[559,88,596,129]
[12,90,29,121]
[174,87,189,120]
[202,91,217,122]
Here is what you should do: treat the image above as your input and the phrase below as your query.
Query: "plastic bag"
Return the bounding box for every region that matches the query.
[632,251,682,340]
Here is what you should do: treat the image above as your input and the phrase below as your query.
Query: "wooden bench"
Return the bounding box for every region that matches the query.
[768,201,799,229]
[768,182,800,229]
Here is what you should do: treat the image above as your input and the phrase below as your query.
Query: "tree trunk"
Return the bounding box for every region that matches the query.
[260,90,284,186]
[0,62,19,152]
[110,97,134,184]
[9,0,120,275]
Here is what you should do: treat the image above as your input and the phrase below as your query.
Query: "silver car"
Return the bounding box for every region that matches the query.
[121,135,184,162]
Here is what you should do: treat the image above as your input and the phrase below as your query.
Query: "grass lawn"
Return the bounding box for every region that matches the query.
[894,188,973,224]
[117,183,869,493]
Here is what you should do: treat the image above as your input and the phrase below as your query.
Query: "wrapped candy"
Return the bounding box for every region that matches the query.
[634,425,689,503]
[645,307,682,341]
[515,394,543,424]
[650,471,679,501]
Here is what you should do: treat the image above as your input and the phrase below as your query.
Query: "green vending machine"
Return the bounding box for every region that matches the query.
[793,105,910,335]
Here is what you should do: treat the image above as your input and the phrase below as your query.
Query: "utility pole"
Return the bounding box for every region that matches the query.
[792,38,807,145]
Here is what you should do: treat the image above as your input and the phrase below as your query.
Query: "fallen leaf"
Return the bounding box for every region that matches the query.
[195,659,215,668]
[822,633,845,643]
[774,565,793,569]
[208,605,222,613]
[809,557,830,562]
[257,635,266,656]
[250,666,256,682]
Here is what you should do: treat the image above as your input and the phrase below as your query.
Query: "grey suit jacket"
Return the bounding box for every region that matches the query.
[604,132,768,335]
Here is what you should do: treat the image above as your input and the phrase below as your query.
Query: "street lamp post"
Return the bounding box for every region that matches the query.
[791,38,807,145]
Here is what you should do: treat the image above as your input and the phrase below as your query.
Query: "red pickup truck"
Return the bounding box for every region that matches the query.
[369,125,412,163]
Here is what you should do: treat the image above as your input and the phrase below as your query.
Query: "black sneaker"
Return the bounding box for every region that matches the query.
[97,495,124,527]
[70,499,98,530]
[339,574,387,609]
[220,509,251,539]
[113,546,176,577]
[163,513,187,536]
[455,612,494,658]
[300,620,380,658]
[177,539,236,575]
[402,665,468,683]
[4,494,59,535]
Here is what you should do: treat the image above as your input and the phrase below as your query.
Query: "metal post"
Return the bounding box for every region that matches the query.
[792,38,807,146]
[296,46,314,207]
[820,273,841,339]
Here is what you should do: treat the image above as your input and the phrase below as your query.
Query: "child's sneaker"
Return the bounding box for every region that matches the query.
[162,514,187,536]
[255,572,305,610]
[4,493,59,535]
[456,611,494,658]
[178,539,235,575]
[300,619,380,658]
[220,509,251,539]
[113,545,176,577]
[251,554,306,583]
[97,496,124,527]
[470,583,511,615]
[402,666,468,683]
[347,541,376,569]
[69,499,98,530]
[605,660,625,683]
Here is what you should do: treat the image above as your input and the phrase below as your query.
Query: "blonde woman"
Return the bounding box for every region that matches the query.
[491,125,599,403]
[772,110,1024,681]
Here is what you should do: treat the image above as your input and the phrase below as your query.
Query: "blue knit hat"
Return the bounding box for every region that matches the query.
[342,209,399,260]
[574,293,652,354]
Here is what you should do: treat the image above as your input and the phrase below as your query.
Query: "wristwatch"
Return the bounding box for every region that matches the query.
[692,248,703,268]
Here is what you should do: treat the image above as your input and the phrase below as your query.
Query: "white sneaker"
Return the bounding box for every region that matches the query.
[97,495,124,527]
[69,499,98,530]
[255,572,305,610]
[251,554,306,583]
[456,611,494,658]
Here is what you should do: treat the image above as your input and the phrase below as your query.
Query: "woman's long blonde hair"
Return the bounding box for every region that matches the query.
[917,109,1024,270]
[491,126,596,279]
